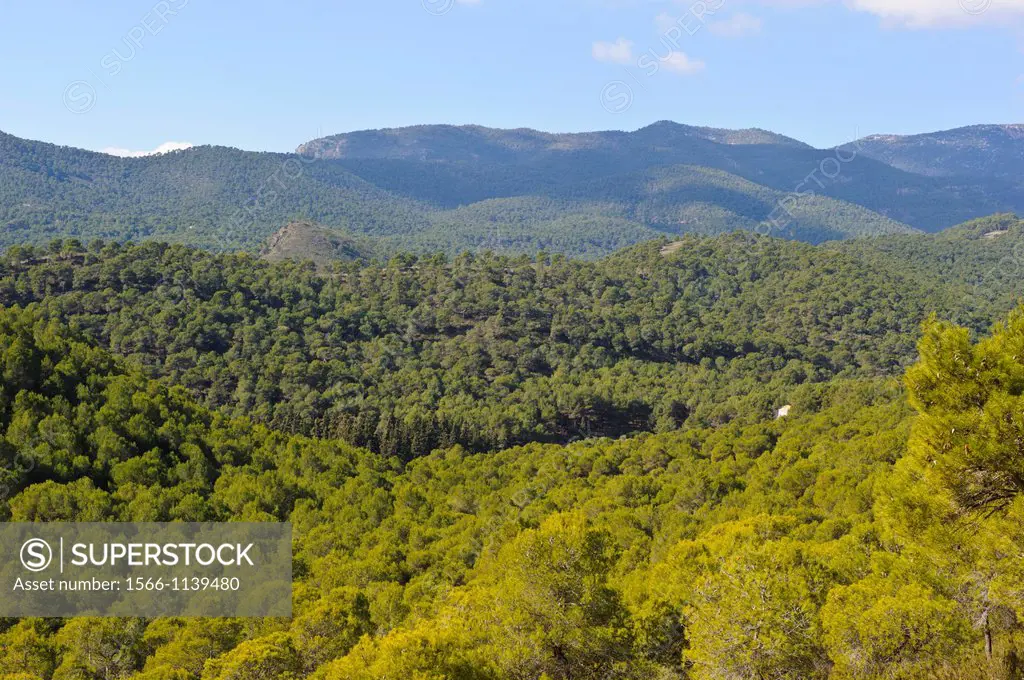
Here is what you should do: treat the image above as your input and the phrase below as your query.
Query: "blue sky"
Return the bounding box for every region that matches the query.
[1,0,1022,154]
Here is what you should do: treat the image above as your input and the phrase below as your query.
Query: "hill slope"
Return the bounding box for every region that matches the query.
[4,122,1023,257]
[294,121,813,161]
[836,212,1024,328]
[299,121,1024,233]
[260,221,379,265]
[6,244,1024,677]
[2,220,1017,458]
[846,124,1024,179]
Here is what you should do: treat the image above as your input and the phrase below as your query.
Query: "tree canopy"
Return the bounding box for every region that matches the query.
[3,227,1024,678]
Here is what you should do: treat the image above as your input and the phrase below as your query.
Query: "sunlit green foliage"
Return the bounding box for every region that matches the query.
[0,233,995,459]
[5,229,1024,678]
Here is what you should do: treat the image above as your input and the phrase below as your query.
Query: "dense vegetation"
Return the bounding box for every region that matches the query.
[845,124,1024,179]
[5,292,1024,678]
[837,212,1024,326]
[300,121,1024,234]
[3,219,1024,678]
[0,227,994,459]
[0,133,431,252]
[5,121,1024,257]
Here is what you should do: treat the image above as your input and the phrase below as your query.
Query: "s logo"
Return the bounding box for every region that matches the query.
[20,539,52,572]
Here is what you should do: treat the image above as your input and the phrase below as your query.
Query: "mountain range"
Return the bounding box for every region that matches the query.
[1,121,1022,258]
[843,123,1024,179]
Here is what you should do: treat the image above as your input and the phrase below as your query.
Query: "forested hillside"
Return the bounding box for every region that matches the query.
[298,121,1024,234]
[6,0,1024,672]
[5,275,1024,677]
[846,124,1024,179]
[4,121,1023,257]
[0,227,998,459]
[837,213,1024,326]
[2,221,1024,678]
[0,132,432,252]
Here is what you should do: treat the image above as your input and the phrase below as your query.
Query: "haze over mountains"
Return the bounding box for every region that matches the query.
[1,121,1022,258]
[845,124,1024,179]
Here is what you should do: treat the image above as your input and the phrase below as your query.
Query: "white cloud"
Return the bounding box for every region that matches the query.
[661,51,706,74]
[655,11,680,33]
[751,0,1024,27]
[847,0,996,26]
[101,141,194,158]
[708,12,763,36]
[593,38,635,64]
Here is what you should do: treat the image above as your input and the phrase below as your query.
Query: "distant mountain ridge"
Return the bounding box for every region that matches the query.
[844,124,1024,179]
[295,121,812,161]
[1,121,1021,257]
[296,121,1023,235]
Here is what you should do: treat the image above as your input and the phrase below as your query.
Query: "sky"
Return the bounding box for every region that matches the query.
[0,0,1022,155]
